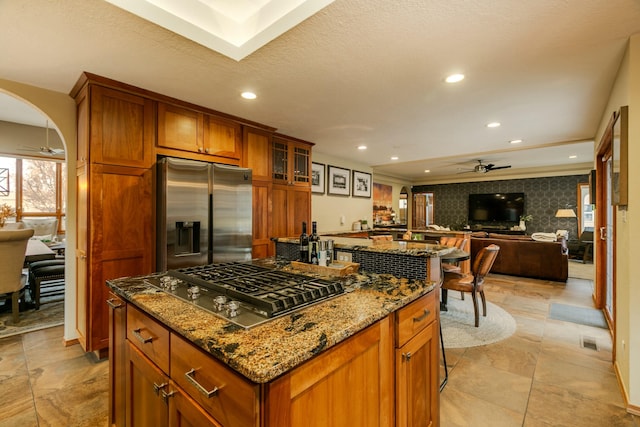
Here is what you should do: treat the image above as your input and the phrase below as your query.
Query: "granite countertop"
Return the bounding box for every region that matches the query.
[276,236,455,258]
[107,259,438,384]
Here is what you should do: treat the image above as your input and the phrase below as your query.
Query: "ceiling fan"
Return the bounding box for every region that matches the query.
[19,120,65,156]
[459,159,512,174]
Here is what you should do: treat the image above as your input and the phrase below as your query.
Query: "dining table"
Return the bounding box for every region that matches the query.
[24,239,56,265]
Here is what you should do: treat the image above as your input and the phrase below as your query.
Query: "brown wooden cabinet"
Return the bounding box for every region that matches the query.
[251,180,273,258]
[158,102,241,163]
[271,136,311,186]
[111,289,440,427]
[107,293,126,427]
[395,292,440,427]
[264,316,394,427]
[272,184,311,239]
[73,79,155,354]
[126,342,170,427]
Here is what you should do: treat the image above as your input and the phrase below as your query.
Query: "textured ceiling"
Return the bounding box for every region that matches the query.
[1,0,639,182]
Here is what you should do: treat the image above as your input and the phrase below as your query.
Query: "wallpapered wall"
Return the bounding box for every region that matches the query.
[412,174,589,237]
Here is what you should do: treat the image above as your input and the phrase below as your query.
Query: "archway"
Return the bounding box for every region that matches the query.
[0,84,77,342]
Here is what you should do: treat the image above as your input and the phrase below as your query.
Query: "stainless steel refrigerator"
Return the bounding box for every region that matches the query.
[157,157,252,270]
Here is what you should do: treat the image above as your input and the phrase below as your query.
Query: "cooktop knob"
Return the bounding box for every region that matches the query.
[187,285,200,299]
[226,300,240,317]
[213,295,227,311]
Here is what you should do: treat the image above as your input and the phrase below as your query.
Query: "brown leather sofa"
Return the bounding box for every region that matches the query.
[470,232,568,282]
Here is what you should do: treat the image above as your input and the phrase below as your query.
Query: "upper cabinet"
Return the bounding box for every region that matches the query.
[89,86,155,169]
[157,102,242,164]
[243,126,272,181]
[204,115,242,160]
[272,136,312,186]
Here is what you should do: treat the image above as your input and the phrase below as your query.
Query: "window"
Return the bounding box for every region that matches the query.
[0,156,66,234]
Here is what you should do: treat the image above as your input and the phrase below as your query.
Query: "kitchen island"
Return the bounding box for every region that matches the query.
[107,244,444,426]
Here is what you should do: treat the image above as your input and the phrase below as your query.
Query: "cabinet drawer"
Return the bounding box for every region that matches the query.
[170,334,260,427]
[396,291,437,348]
[127,305,170,373]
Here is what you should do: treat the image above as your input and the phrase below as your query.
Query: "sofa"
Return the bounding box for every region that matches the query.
[470,232,568,282]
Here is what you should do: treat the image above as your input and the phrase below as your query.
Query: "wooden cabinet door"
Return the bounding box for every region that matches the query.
[287,186,311,237]
[265,316,393,427]
[272,185,310,238]
[395,322,439,427]
[271,184,289,239]
[126,343,170,427]
[168,386,222,427]
[272,138,312,186]
[75,165,89,349]
[108,293,126,427]
[87,165,154,352]
[204,115,241,160]
[90,85,154,168]
[158,102,204,154]
[242,127,271,181]
[252,180,273,258]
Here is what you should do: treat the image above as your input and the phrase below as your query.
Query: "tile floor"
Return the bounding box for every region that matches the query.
[441,271,639,427]
[0,267,637,426]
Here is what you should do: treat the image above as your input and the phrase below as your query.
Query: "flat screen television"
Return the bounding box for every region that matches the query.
[468,193,525,222]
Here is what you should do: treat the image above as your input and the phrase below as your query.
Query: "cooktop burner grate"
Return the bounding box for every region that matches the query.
[168,262,344,318]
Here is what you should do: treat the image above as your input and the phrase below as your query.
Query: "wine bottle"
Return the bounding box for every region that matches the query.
[299,222,309,263]
[309,221,319,265]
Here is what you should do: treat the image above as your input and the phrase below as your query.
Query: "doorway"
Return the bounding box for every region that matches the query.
[594,110,619,342]
[0,91,70,337]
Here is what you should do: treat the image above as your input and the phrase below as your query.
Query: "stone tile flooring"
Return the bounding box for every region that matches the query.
[0,266,637,426]
[441,272,639,427]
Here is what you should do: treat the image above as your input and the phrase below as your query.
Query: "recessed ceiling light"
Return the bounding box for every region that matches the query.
[424,169,431,173]
[241,91,257,99]
[487,122,501,128]
[445,73,465,83]
[357,145,367,150]
[509,139,522,144]
[569,155,577,159]
[391,156,399,160]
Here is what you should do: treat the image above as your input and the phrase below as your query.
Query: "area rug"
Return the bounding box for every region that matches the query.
[548,303,607,329]
[441,295,517,349]
[0,300,64,339]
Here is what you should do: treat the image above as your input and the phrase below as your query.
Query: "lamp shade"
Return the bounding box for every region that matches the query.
[555,208,576,218]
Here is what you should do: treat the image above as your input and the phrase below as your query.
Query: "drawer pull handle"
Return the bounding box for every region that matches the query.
[153,382,168,395]
[413,309,431,323]
[106,298,124,309]
[403,352,412,362]
[132,328,153,344]
[185,368,219,398]
[161,390,176,404]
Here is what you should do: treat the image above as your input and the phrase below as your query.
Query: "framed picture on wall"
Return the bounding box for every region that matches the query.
[612,106,628,206]
[352,170,372,198]
[311,162,325,194]
[327,165,350,196]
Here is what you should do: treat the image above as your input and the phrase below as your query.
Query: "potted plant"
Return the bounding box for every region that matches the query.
[519,214,533,231]
[0,203,15,228]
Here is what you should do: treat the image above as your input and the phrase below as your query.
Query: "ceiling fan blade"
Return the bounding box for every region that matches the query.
[486,165,511,171]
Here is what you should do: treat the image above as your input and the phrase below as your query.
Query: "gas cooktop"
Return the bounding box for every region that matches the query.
[144,262,345,329]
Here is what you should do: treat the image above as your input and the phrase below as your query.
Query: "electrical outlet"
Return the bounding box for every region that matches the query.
[336,251,352,262]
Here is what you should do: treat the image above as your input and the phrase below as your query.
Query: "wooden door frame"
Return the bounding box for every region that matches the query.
[594,111,617,351]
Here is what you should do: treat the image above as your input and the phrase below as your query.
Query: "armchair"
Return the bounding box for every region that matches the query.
[567,230,594,263]
[0,229,35,323]
[21,217,58,242]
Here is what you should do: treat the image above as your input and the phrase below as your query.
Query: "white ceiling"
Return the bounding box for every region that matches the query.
[1,0,639,183]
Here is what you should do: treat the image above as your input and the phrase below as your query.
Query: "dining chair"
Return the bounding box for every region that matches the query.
[20,217,58,241]
[442,244,500,327]
[0,228,35,323]
[440,237,468,273]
